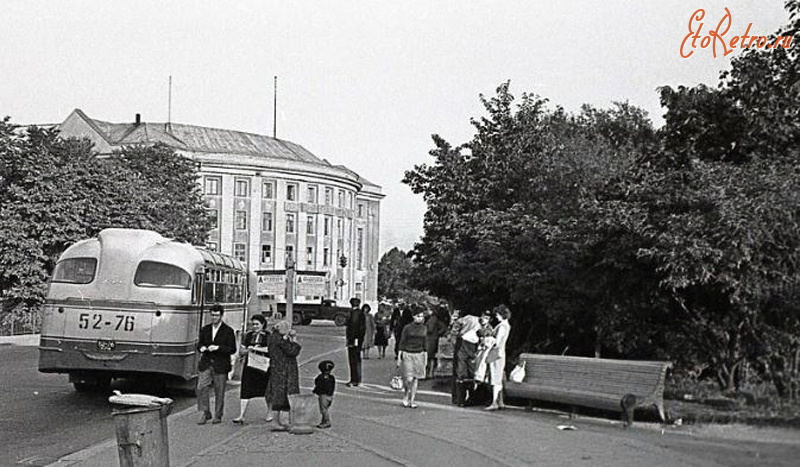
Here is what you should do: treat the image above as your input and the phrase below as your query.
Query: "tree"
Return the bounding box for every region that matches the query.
[0,121,212,314]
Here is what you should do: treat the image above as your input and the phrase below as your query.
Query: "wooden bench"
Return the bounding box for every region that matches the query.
[504,353,672,425]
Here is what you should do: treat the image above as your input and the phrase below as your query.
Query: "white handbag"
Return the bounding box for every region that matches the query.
[509,361,527,383]
[246,348,270,373]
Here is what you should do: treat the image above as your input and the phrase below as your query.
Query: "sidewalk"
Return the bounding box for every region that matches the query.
[38,337,800,467]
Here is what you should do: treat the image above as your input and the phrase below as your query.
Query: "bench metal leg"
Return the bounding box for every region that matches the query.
[621,394,637,428]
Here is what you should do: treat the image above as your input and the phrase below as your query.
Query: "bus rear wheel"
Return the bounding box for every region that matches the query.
[334,314,348,327]
[71,374,111,392]
[292,313,304,326]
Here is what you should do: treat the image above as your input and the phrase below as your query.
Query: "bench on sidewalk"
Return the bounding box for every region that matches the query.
[504,353,672,425]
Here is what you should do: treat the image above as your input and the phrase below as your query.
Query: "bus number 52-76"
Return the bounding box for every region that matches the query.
[78,313,135,331]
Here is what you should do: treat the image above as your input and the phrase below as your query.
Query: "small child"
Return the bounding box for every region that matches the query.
[313,360,336,429]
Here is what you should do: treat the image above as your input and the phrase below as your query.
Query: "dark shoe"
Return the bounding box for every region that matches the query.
[317,423,331,429]
[197,412,211,425]
[345,382,359,387]
[232,418,244,425]
[211,418,222,424]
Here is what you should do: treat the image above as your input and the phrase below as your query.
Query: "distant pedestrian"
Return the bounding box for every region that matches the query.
[196,304,237,425]
[425,306,450,378]
[374,313,390,359]
[362,304,375,359]
[485,305,511,411]
[397,308,428,409]
[233,314,272,424]
[313,360,336,429]
[345,297,366,387]
[265,321,302,429]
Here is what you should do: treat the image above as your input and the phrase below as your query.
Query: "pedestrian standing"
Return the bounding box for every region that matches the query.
[374,313,390,359]
[233,314,272,424]
[485,305,512,411]
[313,360,336,429]
[196,304,237,425]
[265,321,302,429]
[345,297,366,387]
[362,304,375,359]
[397,309,428,408]
[425,306,450,378]
[451,311,480,406]
[392,304,413,358]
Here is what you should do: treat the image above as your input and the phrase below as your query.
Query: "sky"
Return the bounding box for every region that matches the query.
[1,1,790,254]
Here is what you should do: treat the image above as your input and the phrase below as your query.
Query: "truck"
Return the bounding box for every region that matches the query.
[275,299,351,326]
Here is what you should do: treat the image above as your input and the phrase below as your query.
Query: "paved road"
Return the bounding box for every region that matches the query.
[0,323,343,467]
[4,324,800,467]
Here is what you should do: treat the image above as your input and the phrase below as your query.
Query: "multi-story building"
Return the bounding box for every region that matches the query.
[57,109,383,311]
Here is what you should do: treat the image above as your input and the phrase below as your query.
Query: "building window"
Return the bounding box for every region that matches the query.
[355,282,363,292]
[286,245,294,262]
[324,187,333,205]
[357,203,364,218]
[324,216,331,236]
[261,244,272,263]
[337,190,344,208]
[207,242,218,252]
[234,179,249,197]
[204,176,221,195]
[337,219,343,238]
[323,248,329,266]
[286,183,297,201]
[357,227,364,270]
[307,185,318,203]
[348,192,353,209]
[235,210,247,230]
[262,212,274,231]
[286,213,295,233]
[233,243,246,262]
[307,247,314,267]
[208,209,218,229]
[263,180,275,199]
[306,215,315,235]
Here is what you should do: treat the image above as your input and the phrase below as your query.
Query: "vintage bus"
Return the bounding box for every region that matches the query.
[38,228,251,391]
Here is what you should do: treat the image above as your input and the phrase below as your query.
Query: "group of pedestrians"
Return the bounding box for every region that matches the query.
[450,304,512,410]
[195,299,512,432]
[195,305,310,429]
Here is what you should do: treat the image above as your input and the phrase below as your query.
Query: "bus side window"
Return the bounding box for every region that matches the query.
[204,282,215,304]
[215,283,227,303]
[193,273,203,304]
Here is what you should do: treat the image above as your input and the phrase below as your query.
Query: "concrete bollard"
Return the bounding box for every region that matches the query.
[288,393,318,435]
[109,393,173,467]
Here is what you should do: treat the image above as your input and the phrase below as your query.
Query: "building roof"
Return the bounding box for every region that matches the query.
[69,109,327,166]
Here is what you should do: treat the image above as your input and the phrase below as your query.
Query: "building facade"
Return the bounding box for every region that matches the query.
[57,109,383,311]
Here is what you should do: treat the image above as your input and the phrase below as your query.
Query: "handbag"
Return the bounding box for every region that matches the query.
[390,374,404,390]
[246,348,270,373]
[509,361,527,383]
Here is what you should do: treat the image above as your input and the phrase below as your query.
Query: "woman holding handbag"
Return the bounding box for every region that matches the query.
[485,305,512,411]
[233,314,272,424]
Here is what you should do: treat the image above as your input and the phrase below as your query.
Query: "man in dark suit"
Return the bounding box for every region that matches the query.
[345,297,366,387]
[196,304,237,424]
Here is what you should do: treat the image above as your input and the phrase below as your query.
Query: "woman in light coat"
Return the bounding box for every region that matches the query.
[485,305,511,411]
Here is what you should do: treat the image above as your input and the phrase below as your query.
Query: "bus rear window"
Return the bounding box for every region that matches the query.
[52,258,97,284]
[135,261,191,289]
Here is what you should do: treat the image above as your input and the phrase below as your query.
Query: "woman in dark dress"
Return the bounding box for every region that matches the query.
[233,314,271,424]
[374,313,390,359]
[265,320,302,429]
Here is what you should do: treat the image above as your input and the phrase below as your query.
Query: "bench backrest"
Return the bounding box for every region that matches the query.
[517,353,671,400]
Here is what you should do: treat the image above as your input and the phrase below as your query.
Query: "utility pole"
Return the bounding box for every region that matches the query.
[285,251,294,327]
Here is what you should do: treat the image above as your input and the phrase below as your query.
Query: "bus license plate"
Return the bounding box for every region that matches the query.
[78,313,136,332]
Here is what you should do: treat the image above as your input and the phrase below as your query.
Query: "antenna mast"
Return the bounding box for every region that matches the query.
[167,75,173,132]
[273,76,277,139]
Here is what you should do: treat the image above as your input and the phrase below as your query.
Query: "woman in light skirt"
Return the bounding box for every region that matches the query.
[396,308,427,408]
